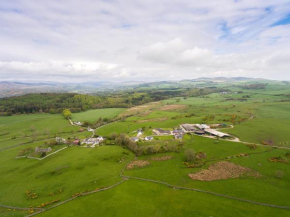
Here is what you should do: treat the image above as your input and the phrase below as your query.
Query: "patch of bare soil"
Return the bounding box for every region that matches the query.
[126,160,150,170]
[151,156,172,161]
[159,104,187,111]
[136,117,168,123]
[128,105,149,111]
[188,161,260,181]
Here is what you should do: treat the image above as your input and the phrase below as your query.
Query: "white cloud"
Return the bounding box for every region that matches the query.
[0,0,290,82]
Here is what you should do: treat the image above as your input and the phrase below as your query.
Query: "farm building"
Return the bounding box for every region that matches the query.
[82,137,104,145]
[153,128,171,135]
[55,137,66,144]
[174,134,183,139]
[73,140,80,145]
[196,124,210,130]
[181,124,195,132]
[145,136,153,141]
[131,137,139,142]
[173,129,183,134]
[204,129,230,138]
[195,130,205,135]
[82,138,99,145]
[73,121,83,126]
[173,129,184,139]
[87,127,94,132]
[98,136,104,142]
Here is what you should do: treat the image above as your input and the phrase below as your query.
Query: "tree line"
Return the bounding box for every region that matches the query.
[0,87,228,115]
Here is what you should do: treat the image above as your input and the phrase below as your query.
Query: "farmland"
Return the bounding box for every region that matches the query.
[0,81,290,217]
[71,108,125,122]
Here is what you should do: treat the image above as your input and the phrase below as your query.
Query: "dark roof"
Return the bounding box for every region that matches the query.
[195,130,205,135]
[156,128,170,133]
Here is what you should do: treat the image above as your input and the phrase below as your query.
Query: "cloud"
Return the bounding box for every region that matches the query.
[0,0,290,82]
[0,61,119,81]
[138,38,290,80]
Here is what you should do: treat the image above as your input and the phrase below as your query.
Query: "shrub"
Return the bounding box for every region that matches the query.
[184,149,196,162]
[18,147,33,156]
[247,144,257,150]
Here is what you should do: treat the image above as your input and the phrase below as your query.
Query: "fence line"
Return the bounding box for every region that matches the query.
[121,175,290,210]
[25,179,128,217]
[0,204,43,211]
[15,147,68,161]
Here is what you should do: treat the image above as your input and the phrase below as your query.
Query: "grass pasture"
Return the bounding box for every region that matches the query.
[71,108,125,122]
[1,83,290,217]
[39,179,290,217]
[223,103,290,146]
[0,145,134,208]
[0,113,79,149]
[124,136,290,207]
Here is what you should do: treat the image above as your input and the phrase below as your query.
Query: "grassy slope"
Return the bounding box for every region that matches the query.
[0,114,78,149]
[0,145,134,208]
[39,179,290,217]
[97,88,290,146]
[0,207,27,217]
[125,137,290,206]
[0,112,134,209]
[223,103,290,145]
[1,84,290,216]
[71,108,125,122]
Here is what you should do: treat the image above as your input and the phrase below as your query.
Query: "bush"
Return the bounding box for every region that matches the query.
[40,152,47,158]
[18,147,33,156]
[184,149,196,162]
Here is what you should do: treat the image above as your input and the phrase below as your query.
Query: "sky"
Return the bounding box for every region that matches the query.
[0,0,290,83]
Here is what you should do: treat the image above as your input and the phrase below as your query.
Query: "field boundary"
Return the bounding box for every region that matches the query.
[121,175,290,210]
[25,178,128,217]
[0,204,43,211]
[12,153,289,216]
[15,146,68,161]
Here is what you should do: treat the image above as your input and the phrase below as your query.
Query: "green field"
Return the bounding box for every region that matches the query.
[71,108,125,122]
[38,179,290,217]
[1,83,290,216]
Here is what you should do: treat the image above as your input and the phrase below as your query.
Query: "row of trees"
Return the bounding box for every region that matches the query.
[0,87,227,115]
[0,93,101,115]
[239,83,267,89]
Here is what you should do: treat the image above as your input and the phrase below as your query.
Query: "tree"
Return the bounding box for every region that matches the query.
[115,137,123,146]
[184,149,196,162]
[62,109,72,119]
[110,132,118,140]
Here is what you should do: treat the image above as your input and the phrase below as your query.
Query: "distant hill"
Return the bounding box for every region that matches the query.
[0,77,283,98]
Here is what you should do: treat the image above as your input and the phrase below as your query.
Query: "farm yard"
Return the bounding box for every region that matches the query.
[0,83,290,217]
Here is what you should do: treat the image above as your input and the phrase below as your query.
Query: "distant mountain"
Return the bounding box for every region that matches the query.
[0,77,283,98]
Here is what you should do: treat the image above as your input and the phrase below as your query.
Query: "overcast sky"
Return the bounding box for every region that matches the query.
[0,0,290,83]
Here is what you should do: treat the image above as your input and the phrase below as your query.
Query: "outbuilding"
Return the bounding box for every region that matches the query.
[145,136,153,141]
[204,129,230,138]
